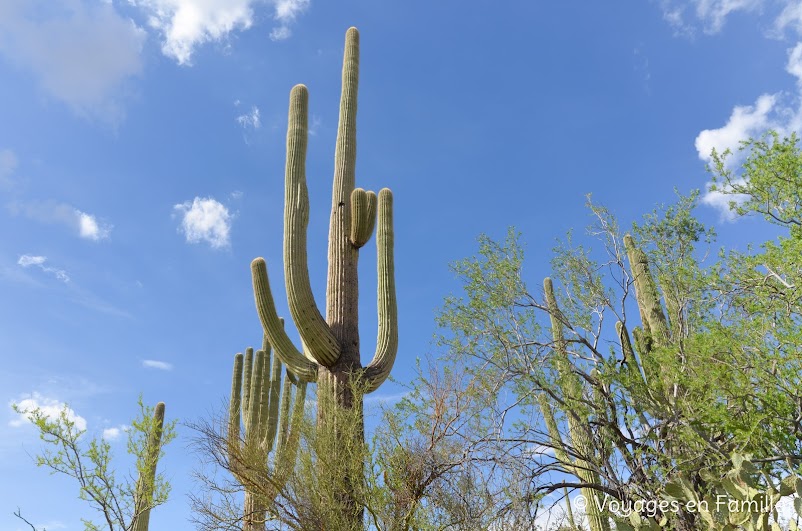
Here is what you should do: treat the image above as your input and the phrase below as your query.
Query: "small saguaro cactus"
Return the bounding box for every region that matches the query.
[250,26,398,527]
[132,402,166,531]
[228,336,307,531]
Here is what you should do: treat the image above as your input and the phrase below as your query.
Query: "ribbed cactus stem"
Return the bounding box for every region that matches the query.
[285,84,341,366]
[327,26,361,366]
[543,278,610,531]
[624,234,669,347]
[252,258,318,382]
[364,188,398,391]
[350,188,377,248]
[132,402,165,531]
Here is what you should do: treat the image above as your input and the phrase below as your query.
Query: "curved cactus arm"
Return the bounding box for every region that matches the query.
[623,234,669,346]
[364,188,398,393]
[252,258,319,382]
[284,84,341,367]
[350,188,377,248]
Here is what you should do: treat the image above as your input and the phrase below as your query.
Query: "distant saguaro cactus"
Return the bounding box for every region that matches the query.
[132,402,165,531]
[228,335,307,531]
[251,26,397,527]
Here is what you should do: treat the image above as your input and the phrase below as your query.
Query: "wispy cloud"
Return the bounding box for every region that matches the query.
[236,105,261,130]
[0,149,17,187]
[9,392,87,431]
[9,200,112,241]
[174,196,232,249]
[142,359,173,371]
[17,255,70,283]
[0,0,145,124]
[271,0,309,40]
[658,0,764,36]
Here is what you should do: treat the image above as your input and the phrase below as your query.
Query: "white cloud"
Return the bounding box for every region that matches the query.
[9,200,112,241]
[130,0,309,63]
[174,196,232,248]
[0,0,145,123]
[236,105,261,129]
[9,392,87,431]
[695,93,778,165]
[102,425,128,440]
[270,25,292,41]
[142,359,173,370]
[695,42,802,216]
[17,255,70,283]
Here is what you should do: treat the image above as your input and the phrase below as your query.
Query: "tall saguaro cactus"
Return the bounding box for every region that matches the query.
[132,402,166,531]
[228,337,307,531]
[250,26,398,527]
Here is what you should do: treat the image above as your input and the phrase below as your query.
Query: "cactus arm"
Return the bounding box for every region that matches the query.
[252,258,319,382]
[364,188,398,392]
[284,85,341,367]
[350,188,377,248]
[623,234,669,346]
[245,351,266,449]
[242,348,254,428]
[228,353,245,478]
[264,346,283,453]
[537,393,575,472]
[275,375,307,478]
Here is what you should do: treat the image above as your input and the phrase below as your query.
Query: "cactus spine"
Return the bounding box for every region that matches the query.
[251,26,398,527]
[542,278,610,531]
[228,336,307,531]
[132,402,165,531]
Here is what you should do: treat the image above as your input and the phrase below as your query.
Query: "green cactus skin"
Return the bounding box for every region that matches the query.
[250,27,397,527]
[623,234,669,349]
[132,402,165,531]
[543,278,611,531]
[228,337,307,531]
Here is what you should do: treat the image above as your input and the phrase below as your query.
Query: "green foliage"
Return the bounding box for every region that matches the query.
[12,397,175,531]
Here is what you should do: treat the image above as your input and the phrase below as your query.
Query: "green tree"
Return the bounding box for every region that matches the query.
[12,398,175,531]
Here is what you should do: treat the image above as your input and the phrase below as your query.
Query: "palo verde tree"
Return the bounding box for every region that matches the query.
[13,398,174,531]
[249,26,397,529]
[399,175,802,530]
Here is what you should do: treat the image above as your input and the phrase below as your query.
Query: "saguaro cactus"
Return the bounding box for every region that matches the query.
[228,336,307,531]
[132,402,166,531]
[540,278,611,531]
[250,26,398,527]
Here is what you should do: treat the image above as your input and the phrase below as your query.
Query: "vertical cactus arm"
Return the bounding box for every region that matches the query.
[537,393,575,472]
[245,351,266,448]
[255,350,274,445]
[327,27,361,348]
[364,188,398,393]
[228,353,245,468]
[276,377,307,479]
[263,351,283,453]
[132,402,166,531]
[543,278,583,400]
[350,188,377,248]
[275,374,295,451]
[251,258,319,382]
[242,348,254,426]
[623,234,669,346]
[284,84,342,367]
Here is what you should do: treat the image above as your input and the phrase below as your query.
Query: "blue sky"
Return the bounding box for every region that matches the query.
[2,0,801,528]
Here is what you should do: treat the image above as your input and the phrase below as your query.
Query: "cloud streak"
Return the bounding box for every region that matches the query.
[9,200,112,241]
[142,359,173,371]
[17,255,70,283]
